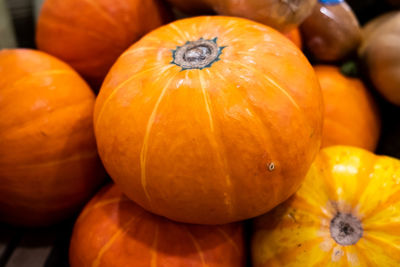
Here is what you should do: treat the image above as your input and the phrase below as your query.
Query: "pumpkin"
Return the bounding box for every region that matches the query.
[69,184,245,267]
[301,0,361,62]
[166,0,317,33]
[314,65,380,151]
[0,49,105,227]
[284,28,302,49]
[252,146,400,266]
[94,16,324,225]
[36,0,170,89]
[358,11,400,106]
[167,0,212,14]
[386,0,400,7]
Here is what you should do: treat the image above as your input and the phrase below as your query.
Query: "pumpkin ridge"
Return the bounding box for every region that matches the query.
[185,226,207,267]
[120,46,159,58]
[0,150,98,169]
[1,98,94,134]
[169,23,191,42]
[362,188,400,222]
[95,64,172,130]
[216,226,240,253]
[78,198,131,222]
[362,234,400,260]
[91,217,137,267]
[198,70,233,213]
[38,17,116,43]
[140,70,177,203]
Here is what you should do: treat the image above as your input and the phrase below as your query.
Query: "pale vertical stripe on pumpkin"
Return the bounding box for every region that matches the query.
[185,227,207,267]
[91,218,136,267]
[120,47,159,58]
[95,64,172,130]
[140,71,177,202]
[198,70,233,214]
[169,23,191,42]
[222,59,300,112]
[78,198,128,221]
[150,225,159,267]
[216,226,240,253]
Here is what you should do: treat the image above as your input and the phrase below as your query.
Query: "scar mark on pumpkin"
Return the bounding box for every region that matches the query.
[140,72,176,202]
[185,227,207,267]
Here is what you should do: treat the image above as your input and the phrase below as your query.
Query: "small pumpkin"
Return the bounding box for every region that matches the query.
[0,49,105,227]
[36,0,170,88]
[301,0,361,62]
[284,27,302,49]
[166,0,317,33]
[94,16,323,225]
[314,65,380,151]
[69,184,245,267]
[359,11,400,106]
[252,146,400,266]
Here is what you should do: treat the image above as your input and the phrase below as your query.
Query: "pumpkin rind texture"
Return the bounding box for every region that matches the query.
[36,0,170,88]
[359,11,400,106]
[252,146,400,266]
[69,184,245,267]
[0,49,105,226]
[314,65,380,151]
[94,16,324,224]
[284,28,303,49]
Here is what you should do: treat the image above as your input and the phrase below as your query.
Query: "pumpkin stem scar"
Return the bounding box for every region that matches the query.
[171,37,226,70]
[330,212,363,246]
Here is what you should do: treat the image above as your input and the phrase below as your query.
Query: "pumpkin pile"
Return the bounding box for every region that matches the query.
[0,0,399,266]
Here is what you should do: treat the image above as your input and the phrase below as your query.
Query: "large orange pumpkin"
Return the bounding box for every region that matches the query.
[36,0,170,88]
[0,49,105,227]
[252,146,400,266]
[69,184,245,267]
[94,16,324,224]
[166,0,317,32]
[314,65,380,151]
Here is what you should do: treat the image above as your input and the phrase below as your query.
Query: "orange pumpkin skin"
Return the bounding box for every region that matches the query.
[0,49,105,227]
[94,16,324,224]
[314,65,380,151]
[69,184,245,267]
[36,0,170,88]
[284,28,302,49]
[252,146,400,266]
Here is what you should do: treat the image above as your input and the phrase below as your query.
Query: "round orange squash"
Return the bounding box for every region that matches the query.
[69,184,245,267]
[0,49,105,227]
[252,146,400,266]
[314,65,380,151]
[94,16,324,225]
[36,0,170,88]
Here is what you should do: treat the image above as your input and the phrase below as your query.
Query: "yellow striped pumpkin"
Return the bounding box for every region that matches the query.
[252,146,400,266]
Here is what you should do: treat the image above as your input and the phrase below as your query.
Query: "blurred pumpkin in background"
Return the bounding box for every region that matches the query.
[167,0,317,32]
[94,16,323,225]
[36,0,170,89]
[252,146,400,266]
[70,184,245,267]
[301,0,361,62]
[314,65,380,151]
[359,11,400,106]
[0,49,105,227]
